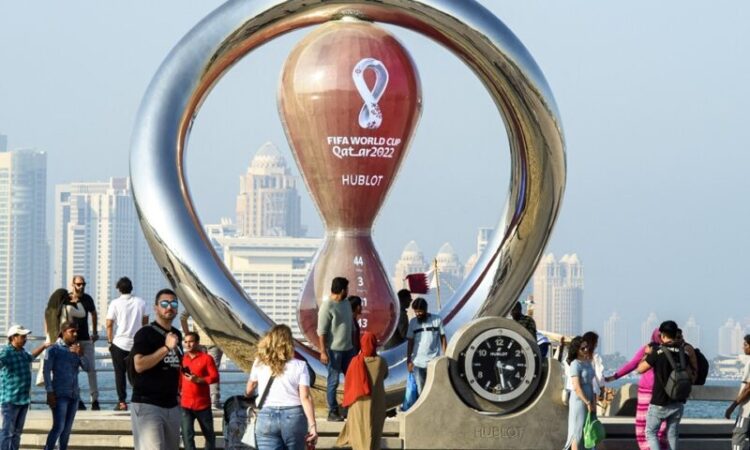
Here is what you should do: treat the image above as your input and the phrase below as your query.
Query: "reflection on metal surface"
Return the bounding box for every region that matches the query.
[278,20,421,347]
[129,0,566,406]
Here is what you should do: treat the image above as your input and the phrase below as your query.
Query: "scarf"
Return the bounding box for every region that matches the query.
[342,332,378,407]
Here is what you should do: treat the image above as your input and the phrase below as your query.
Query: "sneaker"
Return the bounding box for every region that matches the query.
[91,401,100,411]
[78,401,86,411]
[328,411,345,422]
[114,402,128,411]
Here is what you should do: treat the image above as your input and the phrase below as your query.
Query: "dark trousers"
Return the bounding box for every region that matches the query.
[109,344,129,403]
[181,407,215,450]
[325,348,356,414]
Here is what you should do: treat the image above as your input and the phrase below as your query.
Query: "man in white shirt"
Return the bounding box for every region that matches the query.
[105,277,148,411]
[726,334,750,450]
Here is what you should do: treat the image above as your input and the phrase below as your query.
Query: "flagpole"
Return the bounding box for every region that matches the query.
[434,258,441,310]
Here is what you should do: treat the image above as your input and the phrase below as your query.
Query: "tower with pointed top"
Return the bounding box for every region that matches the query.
[236,142,303,237]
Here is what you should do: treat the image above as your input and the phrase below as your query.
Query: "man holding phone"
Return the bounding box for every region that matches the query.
[180,332,219,450]
[130,289,183,449]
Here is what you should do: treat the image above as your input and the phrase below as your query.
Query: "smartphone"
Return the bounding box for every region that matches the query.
[181,366,192,375]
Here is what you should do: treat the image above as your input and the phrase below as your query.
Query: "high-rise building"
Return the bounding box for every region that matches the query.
[683,315,701,348]
[235,142,303,238]
[603,312,626,356]
[54,177,164,324]
[0,147,48,334]
[0,134,7,151]
[641,312,659,344]
[431,243,464,308]
[464,227,493,276]
[392,241,429,291]
[532,253,584,335]
[216,235,321,339]
[718,318,744,356]
[205,218,238,260]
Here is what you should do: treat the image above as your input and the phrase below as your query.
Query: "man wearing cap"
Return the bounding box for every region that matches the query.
[43,321,89,450]
[0,324,48,450]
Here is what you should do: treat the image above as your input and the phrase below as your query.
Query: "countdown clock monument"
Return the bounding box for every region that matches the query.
[130,1,567,448]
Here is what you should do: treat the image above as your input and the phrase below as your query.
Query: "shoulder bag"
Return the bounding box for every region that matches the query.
[241,375,275,449]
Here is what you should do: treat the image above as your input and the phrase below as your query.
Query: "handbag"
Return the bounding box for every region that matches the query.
[241,375,275,449]
[400,372,418,411]
[583,411,606,448]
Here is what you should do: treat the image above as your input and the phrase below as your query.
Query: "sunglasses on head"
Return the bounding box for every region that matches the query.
[159,300,179,309]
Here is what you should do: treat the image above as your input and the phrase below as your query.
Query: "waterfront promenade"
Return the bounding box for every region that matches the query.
[18,410,735,449]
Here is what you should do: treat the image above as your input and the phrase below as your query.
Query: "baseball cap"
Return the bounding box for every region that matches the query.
[7,324,32,338]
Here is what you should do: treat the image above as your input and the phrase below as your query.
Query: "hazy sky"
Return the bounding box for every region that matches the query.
[1,1,748,356]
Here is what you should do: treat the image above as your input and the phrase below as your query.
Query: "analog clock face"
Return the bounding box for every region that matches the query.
[462,328,537,403]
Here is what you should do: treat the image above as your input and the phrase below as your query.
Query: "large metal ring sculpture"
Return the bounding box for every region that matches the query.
[130,0,566,406]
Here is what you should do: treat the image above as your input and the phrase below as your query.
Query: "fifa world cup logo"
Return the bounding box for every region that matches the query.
[278,20,421,346]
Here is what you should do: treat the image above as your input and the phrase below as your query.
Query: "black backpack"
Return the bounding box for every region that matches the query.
[662,345,692,402]
[692,348,710,385]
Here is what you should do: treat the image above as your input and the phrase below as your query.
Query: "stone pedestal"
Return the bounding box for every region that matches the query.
[401,355,568,449]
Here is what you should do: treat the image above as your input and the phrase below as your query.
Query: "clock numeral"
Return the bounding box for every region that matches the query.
[477,371,483,379]
[478,349,487,357]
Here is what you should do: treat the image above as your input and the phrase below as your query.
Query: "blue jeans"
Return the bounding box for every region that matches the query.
[325,348,355,414]
[413,366,427,396]
[0,403,29,450]
[255,406,307,450]
[646,403,684,450]
[44,395,78,450]
[181,407,216,450]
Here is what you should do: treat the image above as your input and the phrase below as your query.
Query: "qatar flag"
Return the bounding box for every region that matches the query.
[405,273,429,294]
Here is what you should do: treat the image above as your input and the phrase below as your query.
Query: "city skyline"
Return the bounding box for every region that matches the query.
[0,133,745,356]
[1,2,749,355]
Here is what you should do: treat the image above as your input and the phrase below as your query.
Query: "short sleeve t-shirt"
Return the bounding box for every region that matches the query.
[569,359,596,400]
[130,323,182,408]
[739,359,750,417]
[106,294,147,351]
[407,313,445,368]
[63,294,96,340]
[646,343,690,406]
[250,358,310,408]
[316,299,353,352]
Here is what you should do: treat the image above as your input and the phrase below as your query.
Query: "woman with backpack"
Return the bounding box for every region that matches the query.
[604,328,667,450]
[245,325,317,450]
[564,336,598,450]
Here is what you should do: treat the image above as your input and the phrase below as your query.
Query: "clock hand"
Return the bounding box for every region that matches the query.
[495,360,507,390]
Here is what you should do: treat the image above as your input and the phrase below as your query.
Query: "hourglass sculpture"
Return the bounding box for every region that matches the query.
[278,19,422,346]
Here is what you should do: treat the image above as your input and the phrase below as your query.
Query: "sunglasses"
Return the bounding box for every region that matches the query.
[159,300,179,309]
[74,283,86,287]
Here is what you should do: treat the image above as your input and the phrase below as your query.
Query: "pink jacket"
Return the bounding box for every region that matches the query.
[614,344,654,390]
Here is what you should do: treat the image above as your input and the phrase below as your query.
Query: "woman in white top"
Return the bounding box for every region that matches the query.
[246,325,318,450]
